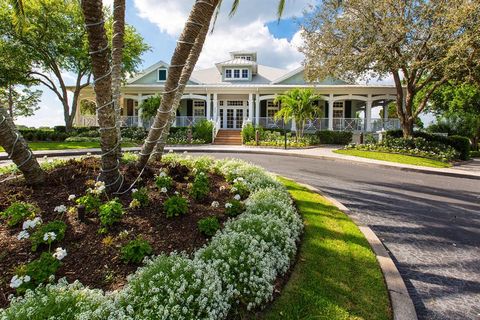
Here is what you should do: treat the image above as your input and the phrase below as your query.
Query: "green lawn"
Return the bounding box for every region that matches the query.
[261,177,391,320]
[0,141,138,152]
[334,149,451,168]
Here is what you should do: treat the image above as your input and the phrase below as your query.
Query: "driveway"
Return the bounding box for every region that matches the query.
[198,152,480,320]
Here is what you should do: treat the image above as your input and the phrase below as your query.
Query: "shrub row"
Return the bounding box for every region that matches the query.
[317,131,353,145]
[386,130,471,160]
[0,157,302,319]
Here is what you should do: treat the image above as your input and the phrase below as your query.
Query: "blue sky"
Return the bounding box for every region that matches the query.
[17,0,309,127]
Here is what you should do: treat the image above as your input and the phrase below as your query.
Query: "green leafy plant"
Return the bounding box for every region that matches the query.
[120,237,153,264]
[155,172,173,190]
[1,202,38,227]
[14,252,61,293]
[232,179,249,199]
[30,220,67,252]
[98,199,124,229]
[189,172,210,201]
[164,196,189,218]
[131,188,149,207]
[197,216,220,236]
[225,199,245,217]
[76,194,101,213]
[192,119,213,143]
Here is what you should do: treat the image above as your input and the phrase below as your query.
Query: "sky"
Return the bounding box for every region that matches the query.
[15,0,432,127]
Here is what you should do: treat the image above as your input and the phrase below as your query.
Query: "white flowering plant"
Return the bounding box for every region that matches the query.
[30,220,67,252]
[1,157,302,319]
[131,187,149,207]
[118,253,229,320]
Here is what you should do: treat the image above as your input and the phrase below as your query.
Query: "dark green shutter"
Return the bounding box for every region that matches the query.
[260,100,267,117]
[187,100,193,116]
[345,100,352,118]
[324,101,329,118]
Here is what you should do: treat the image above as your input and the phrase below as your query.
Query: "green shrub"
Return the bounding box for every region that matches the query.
[448,135,471,160]
[18,128,68,142]
[241,123,256,143]
[120,237,153,264]
[30,220,67,251]
[471,150,480,158]
[155,171,173,190]
[189,172,210,201]
[121,127,147,141]
[198,216,220,236]
[193,119,213,143]
[1,202,38,227]
[317,131,353,145]
[131,187,149,207]
[14,252,61,293]
[98,199,124,228]
[225,199,245,217]
[76,194,101,213]
[164,196,189,218]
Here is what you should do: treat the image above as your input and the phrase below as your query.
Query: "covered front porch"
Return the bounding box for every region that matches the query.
[75,89,401,133]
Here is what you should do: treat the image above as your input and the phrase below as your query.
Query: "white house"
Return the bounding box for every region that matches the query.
[74,51,400,133]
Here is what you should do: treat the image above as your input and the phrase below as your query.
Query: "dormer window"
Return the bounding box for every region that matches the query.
[225,68,250,80]
[158,68,167,81]
[225,69,232,78]
[242,69,249,78]
[233,69,240,79]
[236,55,251,61]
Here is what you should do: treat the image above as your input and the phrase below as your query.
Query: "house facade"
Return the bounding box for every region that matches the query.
[74,51,400,133]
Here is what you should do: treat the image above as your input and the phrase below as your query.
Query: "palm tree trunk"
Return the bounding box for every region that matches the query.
[151,23,210,161]
[112,0,125,157]
[81,0,121,191]
[0,108,45,185]
[137,0,219,168]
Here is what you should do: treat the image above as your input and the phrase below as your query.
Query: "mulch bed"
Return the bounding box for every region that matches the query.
[0,158,232,308]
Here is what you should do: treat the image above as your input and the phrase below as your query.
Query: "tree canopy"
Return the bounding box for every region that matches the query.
[301,0,480,137]
[0,0,149,129]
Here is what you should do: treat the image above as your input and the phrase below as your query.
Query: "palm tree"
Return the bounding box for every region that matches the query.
[151,23,210,160]
[0,108,45,185]
[138,0,287,166]
[111,0,125,157]
[274,88,321,139]
[81,0,122,191]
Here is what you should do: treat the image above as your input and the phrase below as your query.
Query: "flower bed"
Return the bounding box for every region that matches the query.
[0,154,302,319]
[345,136,459,162]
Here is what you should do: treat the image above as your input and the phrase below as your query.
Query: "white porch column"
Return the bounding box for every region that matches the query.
[213,93,218,122]
[137,93,143,128]
[327,94,334,130]
[206,93,211,120]
[248,93,253,122]
[255,93,260,126]
[366,96,372,132]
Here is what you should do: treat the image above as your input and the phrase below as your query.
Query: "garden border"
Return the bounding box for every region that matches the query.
[289,180,418,320]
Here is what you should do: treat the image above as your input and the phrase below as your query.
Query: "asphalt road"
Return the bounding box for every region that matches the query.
[198,152,480,320]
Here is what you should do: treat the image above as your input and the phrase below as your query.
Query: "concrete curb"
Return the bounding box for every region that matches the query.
[1,146,478,180]
[293,180,418,320]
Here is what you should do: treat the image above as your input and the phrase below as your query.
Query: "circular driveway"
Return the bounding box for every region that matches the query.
[199,152,480,320]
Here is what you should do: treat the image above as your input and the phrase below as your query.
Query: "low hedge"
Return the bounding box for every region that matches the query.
[386,130,471,160]
[317,131,353,145]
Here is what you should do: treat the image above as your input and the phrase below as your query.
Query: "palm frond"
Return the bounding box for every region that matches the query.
[277,0,286,20]
[10,0,24,18]
[228,0,240,18]
[211,0,223,33]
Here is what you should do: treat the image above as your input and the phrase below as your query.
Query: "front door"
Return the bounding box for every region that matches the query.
[220,107,245,130]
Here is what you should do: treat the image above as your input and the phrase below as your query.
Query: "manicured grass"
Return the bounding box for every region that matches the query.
[0,141,138,152]
[334,149,451,168]
[261,177,391,320]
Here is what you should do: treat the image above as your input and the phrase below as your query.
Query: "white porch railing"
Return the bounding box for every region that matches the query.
[212,117,221,143]
[78,115,400,132]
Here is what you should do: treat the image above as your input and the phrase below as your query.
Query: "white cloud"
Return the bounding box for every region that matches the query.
[133,0,310,70]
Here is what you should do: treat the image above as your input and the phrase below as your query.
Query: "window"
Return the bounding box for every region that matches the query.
[233,69,240,79]
[267,100,279,118]
[242,69,249,79]
[237,55,252,61]
[227,100,244,106]
[219,100,224,106]
[225,69,232,79]
[158,69,167,81]
[333,101,344,118]
[193,100,205,117]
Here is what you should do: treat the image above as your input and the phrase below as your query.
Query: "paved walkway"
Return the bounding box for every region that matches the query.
[1,145,479,179]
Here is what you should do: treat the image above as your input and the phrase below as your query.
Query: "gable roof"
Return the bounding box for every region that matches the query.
[127,60,201,85]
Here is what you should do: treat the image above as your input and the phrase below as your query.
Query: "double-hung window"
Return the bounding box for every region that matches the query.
[242,69,249,79]
[193,100,205,117]
[233,69,240,79]
[225,69,232,79]
[267,100,279,118]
